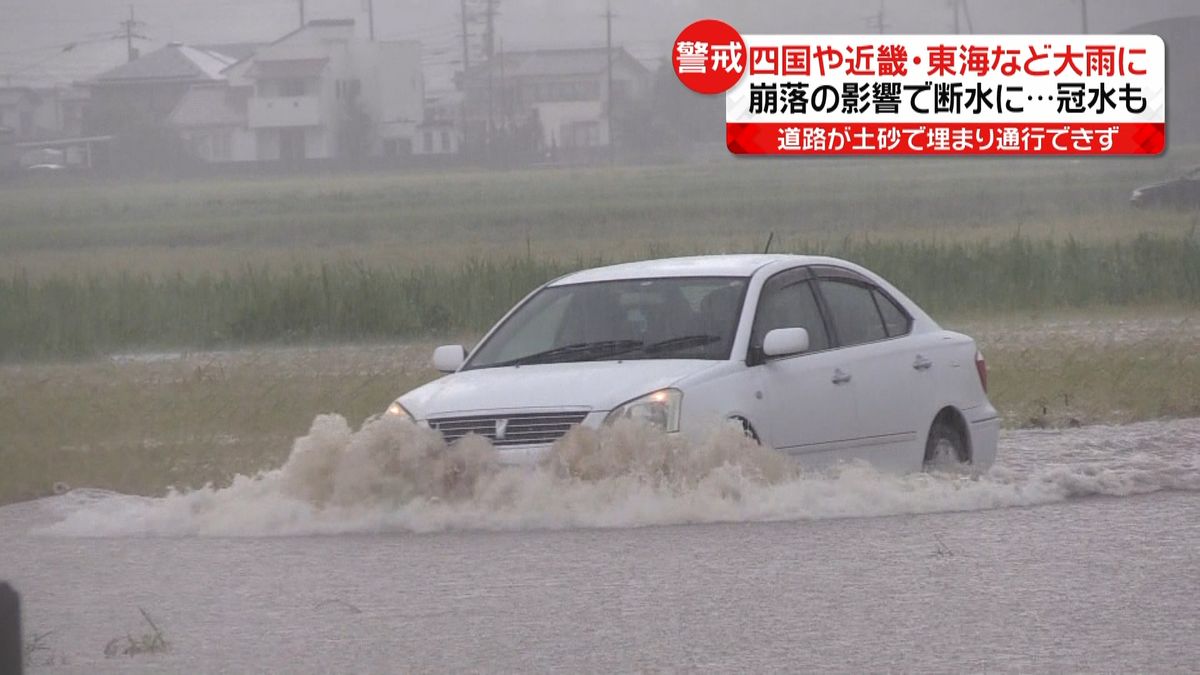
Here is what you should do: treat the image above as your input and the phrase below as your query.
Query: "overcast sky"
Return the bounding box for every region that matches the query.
[2,0,1196,88]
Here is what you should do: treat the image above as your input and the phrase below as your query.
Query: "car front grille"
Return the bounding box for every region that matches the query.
[427,411,589,447]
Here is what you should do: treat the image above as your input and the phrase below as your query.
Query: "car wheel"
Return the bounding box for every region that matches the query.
[923,421,967,471]
[731,416,760,444]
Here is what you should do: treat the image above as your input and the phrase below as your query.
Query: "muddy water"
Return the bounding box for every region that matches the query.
[2,418,1198,673]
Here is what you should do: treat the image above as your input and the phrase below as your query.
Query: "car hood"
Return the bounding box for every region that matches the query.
[399,359,722,419]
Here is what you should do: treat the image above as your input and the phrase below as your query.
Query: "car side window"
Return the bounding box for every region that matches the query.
[751,276,830,353]
[872,288,911,337]
[819,279,888,346]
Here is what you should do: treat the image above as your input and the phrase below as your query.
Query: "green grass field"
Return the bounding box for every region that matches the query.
[2,155,1200,504]
[3,155,1199,359]
[3,153,1199,278]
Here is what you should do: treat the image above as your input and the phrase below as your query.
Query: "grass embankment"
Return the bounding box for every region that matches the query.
[3,154,1199,359]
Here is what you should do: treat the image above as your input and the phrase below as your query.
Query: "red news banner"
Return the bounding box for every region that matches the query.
[673,22,1166,155]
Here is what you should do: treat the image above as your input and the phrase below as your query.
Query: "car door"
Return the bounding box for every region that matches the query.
[814,271,934,471]
[748,267,859,462]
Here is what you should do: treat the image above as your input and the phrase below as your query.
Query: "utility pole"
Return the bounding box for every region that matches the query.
[498,37,505,129]
[459,0,470,156]
[121,5,145,62]
[865,0,886,35]
[298,0,305,29]
[1079,0,1089,33]
[485,0,496,155]
[459,0,470,72]
[603,1,615,162]
[949,0,973,33]
[366,0,375,40]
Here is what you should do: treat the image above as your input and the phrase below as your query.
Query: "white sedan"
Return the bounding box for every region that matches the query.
[388,255,999,472]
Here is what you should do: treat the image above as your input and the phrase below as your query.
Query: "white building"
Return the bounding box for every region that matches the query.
[170,19,424,162]
[462,47,652,154]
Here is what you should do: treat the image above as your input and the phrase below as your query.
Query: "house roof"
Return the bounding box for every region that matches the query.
[91,43,236,85]
[464,47,649,82]
[169,86,245,128]
[219,18,356,75]
[196,42,262,63]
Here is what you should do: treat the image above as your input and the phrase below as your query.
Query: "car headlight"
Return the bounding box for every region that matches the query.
[385,400,414,421]
[604,389,682,432]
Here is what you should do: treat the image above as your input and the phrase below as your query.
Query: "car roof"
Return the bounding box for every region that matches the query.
[547,254,833,286]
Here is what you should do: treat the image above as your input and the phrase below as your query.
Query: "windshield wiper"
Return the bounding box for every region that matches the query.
[638,334,722,356]
[490,335,721,368]
[493,339,643,367]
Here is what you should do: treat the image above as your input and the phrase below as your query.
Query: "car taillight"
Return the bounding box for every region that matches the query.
[975,350,988,393]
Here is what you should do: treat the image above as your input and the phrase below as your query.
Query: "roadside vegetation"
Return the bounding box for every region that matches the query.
[2,154,1199,359]
[2,234,1198,359]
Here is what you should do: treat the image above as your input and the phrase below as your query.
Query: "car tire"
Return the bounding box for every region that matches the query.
[923,420,967,471]
[731,416,760,444]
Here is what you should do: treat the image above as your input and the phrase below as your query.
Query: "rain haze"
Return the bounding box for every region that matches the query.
[1,1,1199,673]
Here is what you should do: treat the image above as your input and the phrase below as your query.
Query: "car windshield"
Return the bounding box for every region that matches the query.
[466,277,749,369]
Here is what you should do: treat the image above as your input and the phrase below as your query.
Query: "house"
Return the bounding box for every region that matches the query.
[413,92,462,156]
[0,85,103,168]
[85,43,237,135]
[204,18,424,162]
[0,86,88,142]
[31,86,90,139]
[461,47,652,154]
[0,88,40,140]
[169,85,256,162]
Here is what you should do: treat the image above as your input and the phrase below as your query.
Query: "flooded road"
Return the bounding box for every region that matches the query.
[3,418,1198,672]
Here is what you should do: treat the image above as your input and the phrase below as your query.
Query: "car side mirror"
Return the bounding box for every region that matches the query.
[762,327,810,358]
[432,344,466,373]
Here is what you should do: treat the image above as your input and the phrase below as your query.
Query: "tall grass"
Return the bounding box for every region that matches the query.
[2,234,1197,360]
[5,156,1200,279]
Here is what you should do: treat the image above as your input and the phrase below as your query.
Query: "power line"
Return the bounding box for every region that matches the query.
[0,30,124,57]
[0,34,128,83]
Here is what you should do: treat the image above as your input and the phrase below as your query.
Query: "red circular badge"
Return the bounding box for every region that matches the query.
[672,19,746,95]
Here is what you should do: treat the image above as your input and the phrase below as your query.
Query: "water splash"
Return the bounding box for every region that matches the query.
[36,415,1200,537]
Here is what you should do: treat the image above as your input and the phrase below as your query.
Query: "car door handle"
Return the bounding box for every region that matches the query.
[831,368,852,385]
[913,355,933,371]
